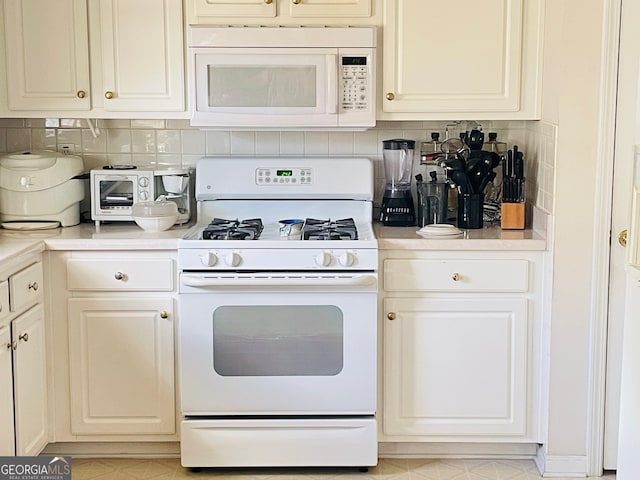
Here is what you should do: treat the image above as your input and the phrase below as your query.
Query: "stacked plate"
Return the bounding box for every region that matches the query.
[416,224,463,238]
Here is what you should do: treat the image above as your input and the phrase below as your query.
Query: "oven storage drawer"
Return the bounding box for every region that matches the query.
[67,258,174,291]
[383,259,529,293]
[180,417,377,467]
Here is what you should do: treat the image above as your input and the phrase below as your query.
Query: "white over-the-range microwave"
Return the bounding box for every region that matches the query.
[188,26,376,130]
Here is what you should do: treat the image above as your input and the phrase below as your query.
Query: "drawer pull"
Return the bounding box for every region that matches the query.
[387,312,396,320]
[19,333,29,342]
[160,311,169,319]
[452,273,461,281]
[114,272,126,281]
[28,281,39,291]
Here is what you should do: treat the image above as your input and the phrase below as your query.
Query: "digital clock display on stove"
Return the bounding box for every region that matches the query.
[276,170,293,177]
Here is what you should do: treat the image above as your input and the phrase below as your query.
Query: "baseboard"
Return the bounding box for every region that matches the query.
[41,442,180,458]
[535,449,588,478]
[379,442,538,459]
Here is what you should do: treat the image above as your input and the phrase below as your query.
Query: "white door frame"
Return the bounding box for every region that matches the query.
[587,0,622,476]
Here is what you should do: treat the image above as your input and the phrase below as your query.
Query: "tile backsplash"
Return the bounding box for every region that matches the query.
[0,118,556,214]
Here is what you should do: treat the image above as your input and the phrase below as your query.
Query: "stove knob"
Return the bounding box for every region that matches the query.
[338,252,355,267]
[315,252,332,267]
[201,251,218,267]
[224,252,241,267]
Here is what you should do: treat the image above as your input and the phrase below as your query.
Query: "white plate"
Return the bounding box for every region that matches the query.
[416,224,463,238]
[2,221,61,230]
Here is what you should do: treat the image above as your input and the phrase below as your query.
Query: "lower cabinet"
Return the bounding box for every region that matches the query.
[12,304,48,456]
[0,325,15,455]
[46,250,178,444]
[1,257,48,457]
[380,250,544,443]
[67,297,175,435]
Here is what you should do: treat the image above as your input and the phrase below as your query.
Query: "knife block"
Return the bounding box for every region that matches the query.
[501,202,525,229]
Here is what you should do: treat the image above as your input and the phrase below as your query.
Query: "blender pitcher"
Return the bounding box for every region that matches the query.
[380,139,416,226]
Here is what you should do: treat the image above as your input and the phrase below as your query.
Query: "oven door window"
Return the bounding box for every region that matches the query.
[212,305,343,376]
[99,180,134,208]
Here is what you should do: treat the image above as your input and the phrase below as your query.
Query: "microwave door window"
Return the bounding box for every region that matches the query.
[208,65,317,109]
[100,180,134,208]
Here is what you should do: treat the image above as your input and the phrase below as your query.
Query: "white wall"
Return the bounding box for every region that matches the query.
[540,0,607,471]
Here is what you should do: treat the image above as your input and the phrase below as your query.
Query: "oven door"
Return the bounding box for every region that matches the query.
[178,272,377,416]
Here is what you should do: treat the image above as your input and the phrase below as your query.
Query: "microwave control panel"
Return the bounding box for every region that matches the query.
[340,55,370,112]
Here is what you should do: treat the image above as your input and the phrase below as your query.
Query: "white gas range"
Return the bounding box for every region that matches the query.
[177,157,378,469]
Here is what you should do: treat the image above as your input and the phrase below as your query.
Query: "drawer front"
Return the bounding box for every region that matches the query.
[384,259,529,293]
[9,262,44,313]
[0,281,9,323]
[67,258,174,291]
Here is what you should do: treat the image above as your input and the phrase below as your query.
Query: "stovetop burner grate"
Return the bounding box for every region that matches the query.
[302,218,358,241]
[202,218,264,240]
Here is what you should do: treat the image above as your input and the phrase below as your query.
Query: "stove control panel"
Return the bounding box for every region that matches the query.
[181,248,377,271]
[255,167,313,185]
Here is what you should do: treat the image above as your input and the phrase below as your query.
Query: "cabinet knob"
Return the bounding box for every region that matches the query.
[19,333,29,343]
[105,91,114,100]
[619,229,628,247]
[77,90,86,99]
[387,312,396,320]
[28,281,38,291]
[9,341,17,351]
[452,273,461,281]
[386,92,395,101]
[264,0,273,3]
[292,0,301,4]
[114,272,126,281]
[160,311,169,319]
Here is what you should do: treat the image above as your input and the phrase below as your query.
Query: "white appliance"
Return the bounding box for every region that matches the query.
[90,167,192,226]
[0,150,85,227]
[188,26,376,130]
[178,157,378,469]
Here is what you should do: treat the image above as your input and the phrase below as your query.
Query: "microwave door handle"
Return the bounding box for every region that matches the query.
[326,54,337,114]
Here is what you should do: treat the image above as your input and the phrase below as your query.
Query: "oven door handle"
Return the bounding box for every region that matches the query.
[180,274,378,288]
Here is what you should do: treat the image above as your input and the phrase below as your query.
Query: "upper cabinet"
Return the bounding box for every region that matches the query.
[186,0,372,24]
[2,0,185,117]
[380,0,544,120]
[3,0,91,111]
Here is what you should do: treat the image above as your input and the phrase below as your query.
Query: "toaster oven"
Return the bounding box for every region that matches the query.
[90,168,156,224]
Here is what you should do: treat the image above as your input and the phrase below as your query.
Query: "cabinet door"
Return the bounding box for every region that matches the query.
[68,297,175,435]
[190,0,276,18]
[383,297,528,437]
[12,304,48,456]
[3,0,90,111]
[0,326,15,456]
[98,0,185,112]
[382,0,531,117]
[289,0,370,18]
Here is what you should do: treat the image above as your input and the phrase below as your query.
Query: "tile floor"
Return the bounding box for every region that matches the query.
[71,458,617,480]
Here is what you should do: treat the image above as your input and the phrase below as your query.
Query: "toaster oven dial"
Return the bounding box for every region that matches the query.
[139,177,149,187]
[201,251,218,267]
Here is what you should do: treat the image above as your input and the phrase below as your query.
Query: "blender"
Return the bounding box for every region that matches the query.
[380,139,416,226]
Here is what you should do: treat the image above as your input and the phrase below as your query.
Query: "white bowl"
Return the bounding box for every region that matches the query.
[133,214,179,232]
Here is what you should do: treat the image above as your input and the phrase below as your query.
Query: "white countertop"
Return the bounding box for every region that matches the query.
[375,223,547,251]
[0,220,547,252]
[0,222,192,251]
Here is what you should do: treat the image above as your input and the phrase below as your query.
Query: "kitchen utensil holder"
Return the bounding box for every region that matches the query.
[457,193,484,229]
[501,202,526,229]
